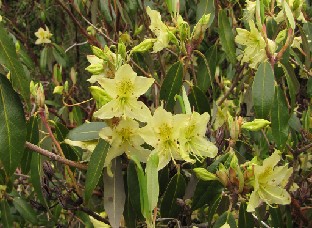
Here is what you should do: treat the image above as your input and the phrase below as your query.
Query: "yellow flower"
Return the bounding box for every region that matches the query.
[235,20,275,68]
[100,118,150,176]
[146,6,170,53]
[178,112,217,161]
[94,64,154,122]
[247,151,293,212]
[139,106,184,170]
[35,26,52,45]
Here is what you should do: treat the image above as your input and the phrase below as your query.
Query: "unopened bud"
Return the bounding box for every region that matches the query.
[192,14,211,44]
[118,42,127,60]
[131,39,156,54]
[70,67,77,85]
[242,119,271,131]
[179,22,190,41]
[216,170,228,187]
[90,86,112,108]
[36,84,45,108]
[85,63,104,74]
[91,46,106,59]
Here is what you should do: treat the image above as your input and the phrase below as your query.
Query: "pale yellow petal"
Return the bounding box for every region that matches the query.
[247,190,262,212]
[97,78,118,98]
[94,99,123,119]
[133,76,154,97]
[124,100,152,122]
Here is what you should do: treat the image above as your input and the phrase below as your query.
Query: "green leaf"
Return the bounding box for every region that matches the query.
[299,26,311,71]
[271,87,289,148]
[192,180,223,210]
[218,10,236,65]
[269,206,284,228]
[0,199,13,228]
[123,194,137,228]
[0,73,26,177]
[30,153,46,206]
[126,0,138,15]
[197,45,217,93]
[40,47,48,71]
[252,61,275,119]
[84,139,109,203]
[132,158,149,221]
[160,61,184,112]
[160,173,186,218]
[193,168,218,181]
[13,197,38,224]
[207,195,222,227]
[103,158,126,228]
[52,44,67,67]
[283,1,295,29]
[238,203,254,228]
[146,154,159,214]
[281,62,299,109]
[21,116,39,174]
[0,25,30,103]
[213,211,237,228]
[127,161,143,218]
[99,0,113,25]
[188,86,211,114]
[66,122,107,141]
[196,0,215,27]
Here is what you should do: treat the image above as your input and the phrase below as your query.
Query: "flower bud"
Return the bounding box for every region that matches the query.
[91,46,106,59]
[89,86,112,108]
[193,168,218,181]
[131,39,156,54]
[242,119,271,131]
[179,21,190,42]
[70,67,77,85]
[36,84,45,108]
[216,170,228,187]
[85,63,104,74]
[192,14,211,44]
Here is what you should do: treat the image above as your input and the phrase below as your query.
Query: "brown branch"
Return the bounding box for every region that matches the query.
[25,142,88,170]
[275,28,293,63]
[38,108,80,194]
[297,142,312,153]
[218,64,246,106]
[79,207,110,225]
[55,0,101,48]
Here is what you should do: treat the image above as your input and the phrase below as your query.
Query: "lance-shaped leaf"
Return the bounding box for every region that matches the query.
[213,211,237,228]
[207,195,222,227]
[196,0,215,27]
[197,46,217,93]
[281,62,299,109]
[103,158,126,228]
[160,61,183,112]
[0,199,13,228]
[218,10,236,65]
[21,116,39,174]
[13,197,38,224]
[252,61,275,119]
[66,122,107,141]
[0,73,26,177]
[188,86,211,114]
[84,139,109,203]
[127,161,143,218]
[0,25,30,103]
[30,153,46,206]
[271,87,289,148]
[160,173,186,218]
[146,154,159,214]
[238,203,254,228]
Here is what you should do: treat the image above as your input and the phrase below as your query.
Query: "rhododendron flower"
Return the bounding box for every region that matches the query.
[100,118,150,176]
[139,106,185,170]
[247,151,293,212]
[94,64,154,122]
[146,6,170,53]
[235,20,276,68]
[35,26,52,45]
[178,112,218,161]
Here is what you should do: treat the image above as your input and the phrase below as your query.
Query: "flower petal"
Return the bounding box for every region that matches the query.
[94,99,123,119]
[133,76,154,97]
[247,190,262,212]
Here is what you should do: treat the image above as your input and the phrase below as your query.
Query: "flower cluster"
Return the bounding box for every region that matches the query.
[92,61,217,170]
